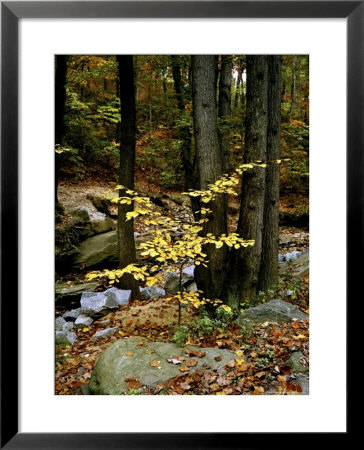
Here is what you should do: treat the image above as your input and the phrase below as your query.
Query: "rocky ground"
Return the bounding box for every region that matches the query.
[55,179,309,396]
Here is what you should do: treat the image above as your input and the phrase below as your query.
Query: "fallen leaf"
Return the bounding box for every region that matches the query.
[180,382,191,390]
[179,366,189,372]
[125,352,134,357]
[235,350,244,356]
[186,359,197,367]
[215,356,222,362]
[128,381,143,390]
[150,360,161,367]
[125,377,138,382]
[147,349,154,354]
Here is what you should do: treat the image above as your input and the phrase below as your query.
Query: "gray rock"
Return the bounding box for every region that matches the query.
[80,291,119,318]
[74,315,94,329]
[105,287,131,306]
[55,281,101,304]
[89,338,235,395]
[285,250,301,262]
[70,230,146,270]
[66,331,77,345]
[92,327,120,340]
[55,330,77,346]
[89,211,114,234]
[186,282,198,293]
[55,316,66,331]
[243,299,308,323]
[81,384,91,395]
[62,322,74,332]
[164,271,180,294]
[63,308,85,321]
[182,265,195,284]
[71,230,119,269]
[140,285,166,299]
[285,352,307,372]
[293,374,309,394]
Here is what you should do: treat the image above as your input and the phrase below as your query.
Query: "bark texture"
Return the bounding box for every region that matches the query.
[218,55,232,174]
[116,55,139,298]
[192,55,228,300]
[228,56,269,305]
[257,56,282,292]
[171,55,199,218]
[55,55,68,203]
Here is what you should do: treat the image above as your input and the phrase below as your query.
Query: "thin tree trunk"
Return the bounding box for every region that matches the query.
[55,55,68,204]
[116,55,140,299]
[171,55,200,218]
[234,70,242,108]
[192,55,228,300]
[227,56,269,306]
[290,55,296,118]
[257,56,282,293]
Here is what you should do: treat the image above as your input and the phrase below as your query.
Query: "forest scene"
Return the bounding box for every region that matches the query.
[55,55,309,396]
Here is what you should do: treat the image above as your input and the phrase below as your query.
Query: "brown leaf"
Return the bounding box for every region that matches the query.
[124,377,138,382]
[179,366,189,372]
[255,371,266,379]
[125,352,134,357]
[215,356,222,362]
[70,359,81,366]
[186,359,197,367]
[150,360,161,367]
[128,381,143,390]
[147,349,154,354]
[180,382,191,390]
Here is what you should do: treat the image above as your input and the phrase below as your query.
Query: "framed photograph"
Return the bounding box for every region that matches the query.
[1,1,356,447]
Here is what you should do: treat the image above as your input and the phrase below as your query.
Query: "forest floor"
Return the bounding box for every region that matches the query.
[56,176,309,395]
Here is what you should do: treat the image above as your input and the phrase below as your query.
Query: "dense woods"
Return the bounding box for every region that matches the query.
[55,55,309,396]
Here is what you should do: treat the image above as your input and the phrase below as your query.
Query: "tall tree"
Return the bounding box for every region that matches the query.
[192,55,228,300]
[228,56,269,305]
[55,55,68,205]
[171,55,199,217]
[218,55,233,174]
[116,55,139,298]
[257,56,282,292]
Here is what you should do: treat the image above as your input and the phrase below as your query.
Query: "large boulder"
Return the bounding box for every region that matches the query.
[71,230,119,269]
[69,230,146,270]
[89,338,236,395]
[243,299,308,323]
[88,211,114,234]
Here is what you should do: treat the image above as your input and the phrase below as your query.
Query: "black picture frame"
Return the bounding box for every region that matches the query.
[1,1,357,448]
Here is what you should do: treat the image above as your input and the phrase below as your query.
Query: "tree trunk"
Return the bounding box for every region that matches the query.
[234,69,242,108]
[55,55,68,204]
[290,55,296,118]
[116,55,140,299]
[257,56,282,293]
[171,55,200,218]
[218,55,232,174]
[227,56,269,306]
[192,55,228,300]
